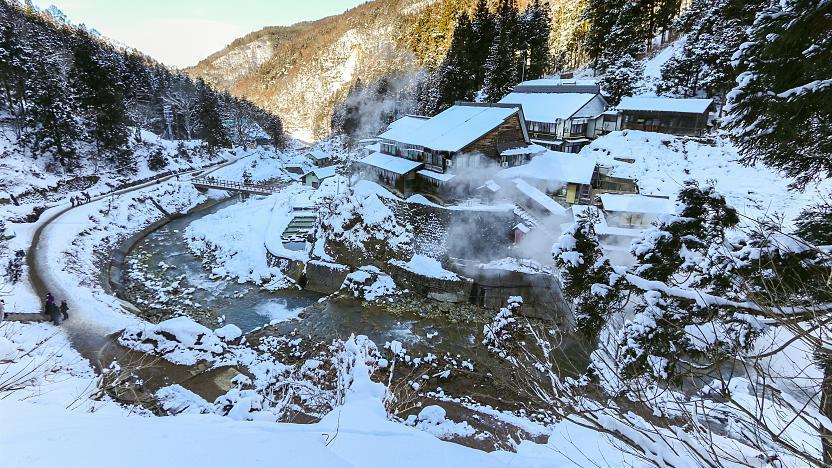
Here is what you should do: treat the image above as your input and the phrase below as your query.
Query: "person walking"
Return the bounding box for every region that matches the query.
[83,191,91,203]
[70,197,76,207]
[46,297,61,325]
[0,298,5,323]
[59,300,69,322]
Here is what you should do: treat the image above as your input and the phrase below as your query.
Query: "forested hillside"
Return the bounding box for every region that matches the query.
[0,0,284,176]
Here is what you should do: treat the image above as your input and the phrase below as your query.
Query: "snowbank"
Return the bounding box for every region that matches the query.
[118,316,226,365]
[582,130,828,224]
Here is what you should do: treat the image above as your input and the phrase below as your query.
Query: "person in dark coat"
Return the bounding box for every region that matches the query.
[59,300,69,322]
[83,192,91,203]
[47,299,61,325]
[44,292,55,315]
[70,197,76,207]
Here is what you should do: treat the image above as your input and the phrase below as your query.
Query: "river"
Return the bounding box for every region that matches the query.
[123,196,589,410]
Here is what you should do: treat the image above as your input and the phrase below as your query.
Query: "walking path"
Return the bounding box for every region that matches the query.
[23,155,247,370]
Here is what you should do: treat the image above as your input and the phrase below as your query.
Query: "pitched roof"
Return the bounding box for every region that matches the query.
[616,97,713,114]
[305,149,331,160]
[379,115,430,142]
[305,165,337,180]
[499,92,598,123]
[359,152,422,175]
[496,150,597,185]
[600,194,675,214]
[378,104,525,152]
[513,179,568,216]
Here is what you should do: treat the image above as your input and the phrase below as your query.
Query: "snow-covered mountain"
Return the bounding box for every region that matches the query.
[186,0,442,140]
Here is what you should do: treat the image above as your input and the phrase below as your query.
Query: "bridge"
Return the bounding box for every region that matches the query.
[191,177,279,196]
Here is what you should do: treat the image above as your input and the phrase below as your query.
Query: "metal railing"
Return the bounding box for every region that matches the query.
[191,177,277,194]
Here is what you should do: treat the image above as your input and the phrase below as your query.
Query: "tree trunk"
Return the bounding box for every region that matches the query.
[822,356,832,465]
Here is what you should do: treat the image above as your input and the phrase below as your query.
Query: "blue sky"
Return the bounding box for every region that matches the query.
[32,0,366,67]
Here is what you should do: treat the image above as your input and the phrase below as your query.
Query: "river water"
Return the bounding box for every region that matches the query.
[124,197,589,398]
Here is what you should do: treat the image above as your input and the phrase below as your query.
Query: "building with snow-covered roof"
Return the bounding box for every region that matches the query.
[616,97,714,136]
[302,165,338,189]
[496,150,597,204]
[499,79,609,154]
[358,152,423,195]
[372,103,531,198]
[304,149,332,167]
[600,193,674,228]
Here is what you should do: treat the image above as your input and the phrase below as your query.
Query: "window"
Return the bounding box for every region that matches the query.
[603,113,618,123]
[570,122,587,135]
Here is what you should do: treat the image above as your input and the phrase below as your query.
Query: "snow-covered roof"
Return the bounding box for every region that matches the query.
[480,180,502,193]
[616,97,713,114]
[380,115,430,141]
[516,78,598,87]
[499,92,597,123]
[514,222,531,233]
[500,143,547,156]
[306,165,337,180]
[496,150,596,185]
[417,169,456,182]
[377,104,524,152]
[305,149,331,160]
[513,179,567,216]
[360,152,422,175]
[600,194,674,214]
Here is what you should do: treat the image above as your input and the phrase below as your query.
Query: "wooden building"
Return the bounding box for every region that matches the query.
[499,79,609,153]
[616,97,714,136]
[363,102,533,197]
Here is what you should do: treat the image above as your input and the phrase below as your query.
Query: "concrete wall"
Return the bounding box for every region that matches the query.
[304,260,350,294]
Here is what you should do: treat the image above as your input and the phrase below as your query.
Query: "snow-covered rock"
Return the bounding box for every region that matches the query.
[118,316,226,365]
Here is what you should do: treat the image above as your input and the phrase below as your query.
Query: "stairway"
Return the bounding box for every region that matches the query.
[281,214,317,241]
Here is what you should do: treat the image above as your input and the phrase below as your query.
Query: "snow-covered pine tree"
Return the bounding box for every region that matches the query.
[599,54,644,105]
[725,0,832,189]
[482,0,521,102]
[553,210,625,341]
[657,0,763,98]
[582,0,623,70]
[596,0,648,72]
[70,31,131,169]
[0,11,33,138]
[256,109,285,148]
[25,53,82,166]
[619,182,753,382]
[520,0,551,81]
[470,0,496,93]
[195,79,230,151]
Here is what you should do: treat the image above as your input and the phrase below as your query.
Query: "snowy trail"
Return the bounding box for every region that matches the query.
[26,156,247,367]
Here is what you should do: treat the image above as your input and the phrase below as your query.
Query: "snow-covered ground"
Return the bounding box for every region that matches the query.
[0,319,648,468]
[581,130,829,225]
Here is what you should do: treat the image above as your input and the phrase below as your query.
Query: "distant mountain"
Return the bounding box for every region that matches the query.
[186,0,502,140]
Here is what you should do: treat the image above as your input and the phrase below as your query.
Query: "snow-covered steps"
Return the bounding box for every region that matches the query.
[281,213,317,241]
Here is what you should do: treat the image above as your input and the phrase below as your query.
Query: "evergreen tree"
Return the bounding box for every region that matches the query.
[470,0,496,90]
[725,0,832,189]
[658,0,763,98]
[420,13,476,115]
[582,0,624,70]
[520,0,552,80]
[195,79,230,150]
[599,54,644,105]
[0,12,32,138]
[25,54,82,166]
[553,211,626,341]
[482,0,521,102]
[597,0,648,72]
[70,32,131,167]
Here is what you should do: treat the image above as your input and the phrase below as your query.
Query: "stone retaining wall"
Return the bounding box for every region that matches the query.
[304,260,350,294]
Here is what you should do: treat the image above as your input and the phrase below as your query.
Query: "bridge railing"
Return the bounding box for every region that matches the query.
[191,177,277,193]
